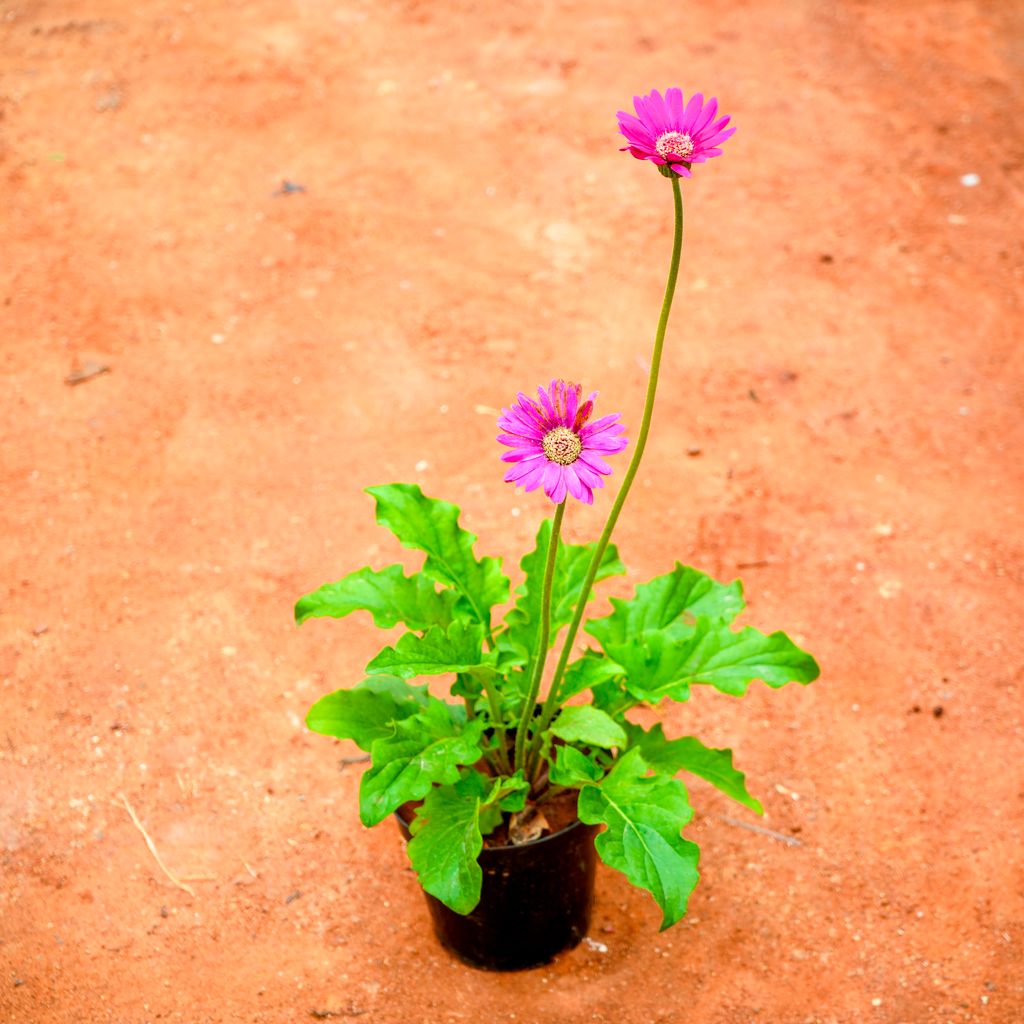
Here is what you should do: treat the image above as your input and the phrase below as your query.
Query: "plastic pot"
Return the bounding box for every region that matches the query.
[396,812,599,971]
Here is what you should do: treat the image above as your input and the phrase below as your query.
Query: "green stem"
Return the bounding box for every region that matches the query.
[479,674,513,775]
[529,176,685,769]
[513,500,566,774]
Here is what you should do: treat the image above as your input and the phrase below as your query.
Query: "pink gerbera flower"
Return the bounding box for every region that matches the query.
[498,380,628,505]
[617,88,736,178]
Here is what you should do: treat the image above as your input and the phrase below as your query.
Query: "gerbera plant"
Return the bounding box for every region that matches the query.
[297,88,818,931]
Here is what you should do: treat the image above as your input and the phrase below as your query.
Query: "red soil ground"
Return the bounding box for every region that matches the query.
[2,1,1023,1021]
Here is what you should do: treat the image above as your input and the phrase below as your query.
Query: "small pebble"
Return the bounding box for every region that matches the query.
[96,89,122,112]
[960,173,980,187]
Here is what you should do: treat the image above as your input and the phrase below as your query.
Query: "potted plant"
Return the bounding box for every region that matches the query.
[296,87,819,971]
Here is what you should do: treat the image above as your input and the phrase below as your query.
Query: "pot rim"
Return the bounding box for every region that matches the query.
[394,806,595,855]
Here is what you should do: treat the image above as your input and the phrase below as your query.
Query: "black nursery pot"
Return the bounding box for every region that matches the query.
[396,813,599,971]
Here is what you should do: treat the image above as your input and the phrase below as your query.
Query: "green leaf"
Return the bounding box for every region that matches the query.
[587,623,705,703]
[578,748,700,930]
[504,519,625,659]
[589,614,819,704]
[559,650,626,700]
[591,679,634,718]
[587,563,744,647]
[366,484,509,626]
[493,638,529,672]
[407,776,485,914]
[305,676,428,750]
[549,745,605,787]
[493,773,529,813]
[407,771,529,912]
[684,624,820,696]
[295,565,461,630]
[365,621,488,680]
[642,622,819,700]
[549,706,627,749]
[629,723,763,813]
[359,701,485,826]
[479,772,530,832]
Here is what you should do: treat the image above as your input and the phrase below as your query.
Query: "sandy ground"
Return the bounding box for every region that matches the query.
[2,1,1023,1021]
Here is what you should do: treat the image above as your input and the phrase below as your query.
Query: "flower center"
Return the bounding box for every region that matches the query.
[542,426,582,466]
[655,131,694,161]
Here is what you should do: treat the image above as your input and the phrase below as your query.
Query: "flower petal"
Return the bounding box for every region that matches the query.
[637,90,667,134]
[501,447,542,464]
[666,87,684,126]
[617,113,655,146]
[543,462,568,503]
[692,96,718,133]
[578,451,613,475]
[564,385,579,427]
[682,92,704,130]
[698,127,736,148]
[497,430,537,445]
[572,459,604,489]
[564,465,586,502]
[502,409,546,437]
[587,437,628,456]
[504,454,545,481]
[520,460,548,491]
[514,394,548,431]
[536,383,557,421]
[579,412,621,437]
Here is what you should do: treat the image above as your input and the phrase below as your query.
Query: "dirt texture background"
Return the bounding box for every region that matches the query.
[2,1,1023,1021]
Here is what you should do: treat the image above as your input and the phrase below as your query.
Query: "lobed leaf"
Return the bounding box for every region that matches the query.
[366,484,509,627]
[479,772,530,832]
[628,723,763,813]
[407,776,485,914]
[590,678,635,718]
[359,701,484,826]
[305,675,428,751]
[559,650,626,701]
[586,563,744,649]
[589,614,819,704]
[549,745,606,787]
[365,621,489,680]
[588,623,706,703]
[407,771,529,914]
[549,705,627,749]
[577,748,700,930]
[295,565,461,631]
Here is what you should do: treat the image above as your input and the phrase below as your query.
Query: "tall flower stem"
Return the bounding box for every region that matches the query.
[514,500,566,774]
[478,674,514,775]
[528,176,684,777]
